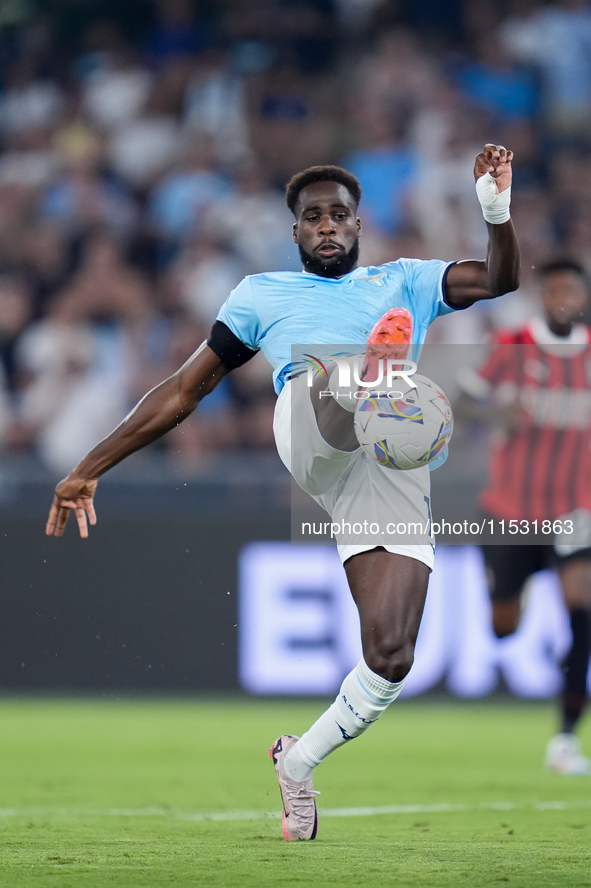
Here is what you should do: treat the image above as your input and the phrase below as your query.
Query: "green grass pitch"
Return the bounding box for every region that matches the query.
[0,697,590,887]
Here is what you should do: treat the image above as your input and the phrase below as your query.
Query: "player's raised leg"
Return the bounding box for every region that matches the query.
[362,307,414,384]
[309,307,414,450]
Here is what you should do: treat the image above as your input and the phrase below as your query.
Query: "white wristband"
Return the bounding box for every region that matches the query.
[475,172,511,224]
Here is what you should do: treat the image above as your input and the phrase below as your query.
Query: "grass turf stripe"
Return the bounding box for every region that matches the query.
[1,800,590,821]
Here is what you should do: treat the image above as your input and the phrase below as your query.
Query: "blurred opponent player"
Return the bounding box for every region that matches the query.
[46,145,519,839]
[460,260,591,775]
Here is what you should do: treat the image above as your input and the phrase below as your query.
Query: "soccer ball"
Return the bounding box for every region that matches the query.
[353,374,453,470]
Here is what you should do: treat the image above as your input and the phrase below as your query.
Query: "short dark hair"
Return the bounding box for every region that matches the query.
[285,165,362,215]
[538,259,586,279]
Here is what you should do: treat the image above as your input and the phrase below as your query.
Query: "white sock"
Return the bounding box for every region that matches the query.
[283,659,405,781]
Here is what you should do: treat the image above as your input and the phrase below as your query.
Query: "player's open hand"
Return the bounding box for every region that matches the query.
[474,144,513,194]
[46,476,98,538]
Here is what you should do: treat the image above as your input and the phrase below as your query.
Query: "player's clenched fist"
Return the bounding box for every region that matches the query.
[46,476,98,538]
[474,144,513,225]
[474,144,513,190]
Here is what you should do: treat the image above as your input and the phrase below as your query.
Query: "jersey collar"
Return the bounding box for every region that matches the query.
[301,267,366,284]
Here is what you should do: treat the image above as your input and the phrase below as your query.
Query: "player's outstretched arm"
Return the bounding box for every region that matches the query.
[46,342,229,539]
[445,143,520,308]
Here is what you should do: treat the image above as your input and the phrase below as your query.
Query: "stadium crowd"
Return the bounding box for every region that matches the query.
[1,0,591,473]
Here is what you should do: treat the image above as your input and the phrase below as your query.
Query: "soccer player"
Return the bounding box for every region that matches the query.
[459,260,591,775]
[46,144,519,839]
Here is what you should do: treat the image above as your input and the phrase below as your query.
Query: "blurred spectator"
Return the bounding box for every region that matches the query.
[276,0,340,73]
[203,162,299,273]
[130,308,240,468]
[220,0,278,78]
[41,123,137,235]
[10,231,155,471]
[560,209,591,278]
[143,0,214,67]
[0,358,14,445]
[82,42,153,132]
[248,61,337,181]
[493,116,541,190]
[352,28,438,123]
[0,182,38,269]
[0,0,35,30]
[507,185,554,270]
[0,126,60,189]
[500,0,591,141]
[460,0,506,49]
[19,221,72,318]
[148,136,233,249]
[410,78,486,259]
[108,74,185,191]
[66,230,154,335]
[397,0,463,43]
[11,286,131,473]
[172,233,246,326]
[0,274,32,391]
[336,0,384,39]
[0,56,63,135]
[341,109,419,235]
[183,48,250,165]
[456,34,539,123]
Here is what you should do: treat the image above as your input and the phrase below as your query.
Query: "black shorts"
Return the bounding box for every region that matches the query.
[482,543,591,602]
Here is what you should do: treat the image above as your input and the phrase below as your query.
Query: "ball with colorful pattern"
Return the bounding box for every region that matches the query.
[354,374,454,470]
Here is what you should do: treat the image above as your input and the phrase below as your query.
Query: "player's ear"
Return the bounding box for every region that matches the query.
[292,221,298,243]
[357,217,362,235]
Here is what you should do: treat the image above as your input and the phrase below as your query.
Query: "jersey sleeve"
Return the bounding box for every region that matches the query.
[398,257,459,324]
[216,277,262,351]
[207,320,258,369]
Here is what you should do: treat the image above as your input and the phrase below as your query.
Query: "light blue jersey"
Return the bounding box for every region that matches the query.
[216,258,457,394]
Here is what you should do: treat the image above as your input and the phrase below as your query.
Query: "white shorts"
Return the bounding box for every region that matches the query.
[273,375,435,569]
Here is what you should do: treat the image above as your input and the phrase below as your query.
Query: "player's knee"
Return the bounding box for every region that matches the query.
[364,638,415,684]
